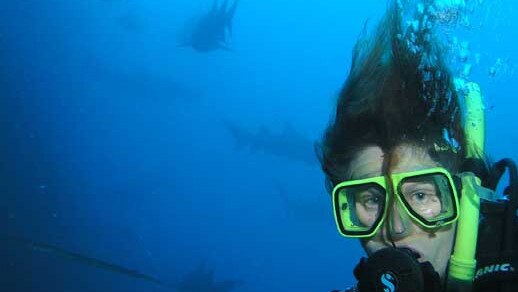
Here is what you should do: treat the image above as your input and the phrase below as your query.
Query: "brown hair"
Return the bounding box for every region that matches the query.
[319,2,466,191]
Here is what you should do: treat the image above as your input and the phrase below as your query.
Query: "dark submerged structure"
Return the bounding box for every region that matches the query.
[179,0,239,52]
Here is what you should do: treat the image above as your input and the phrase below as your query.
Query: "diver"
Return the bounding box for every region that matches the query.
[319,1,518,291]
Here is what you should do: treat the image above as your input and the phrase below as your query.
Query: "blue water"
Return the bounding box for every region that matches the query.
[3,1,518,291]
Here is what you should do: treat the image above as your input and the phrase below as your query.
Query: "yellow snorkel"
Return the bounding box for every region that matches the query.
[447,79,484,290]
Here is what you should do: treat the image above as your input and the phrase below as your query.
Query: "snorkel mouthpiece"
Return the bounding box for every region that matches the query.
[354,247,441,292]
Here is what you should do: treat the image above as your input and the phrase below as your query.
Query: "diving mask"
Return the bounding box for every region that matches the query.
[332,167,460,238]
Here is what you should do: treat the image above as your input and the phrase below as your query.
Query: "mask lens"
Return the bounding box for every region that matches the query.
[335,183,386,235]
[399,173,456,226]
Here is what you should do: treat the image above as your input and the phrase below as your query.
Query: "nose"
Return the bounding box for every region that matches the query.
[382,202,412,241]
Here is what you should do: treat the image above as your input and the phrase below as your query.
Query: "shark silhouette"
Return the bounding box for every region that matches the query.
[6,235,243,291]
[5,235,167,287]
[222,120,319,167]
[179,0,239,52]
[175,261,244,292]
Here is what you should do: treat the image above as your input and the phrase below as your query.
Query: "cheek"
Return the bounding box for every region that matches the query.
[422,225,456,278]
[430,199,442,216]
[356,208,377,227]
[359,223,456,257]
[415,198,442,219]
[421,203,441,217]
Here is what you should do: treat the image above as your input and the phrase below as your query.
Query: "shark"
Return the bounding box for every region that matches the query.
[178,0,239,52]
[222,120,319,167]
[6,236,243,291]
[5,235,167,287]
[175,261,244,292]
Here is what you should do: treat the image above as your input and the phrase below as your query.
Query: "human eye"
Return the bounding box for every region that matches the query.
[400,176,449,219]
[409,191,432,204]
[403,182,437,203]
[406,188,442,218]
[360,190,383,209]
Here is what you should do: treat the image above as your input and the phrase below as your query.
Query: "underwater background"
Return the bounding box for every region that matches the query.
[3,0,518,291]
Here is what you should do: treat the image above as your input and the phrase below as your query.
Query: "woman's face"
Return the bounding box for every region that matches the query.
[347,145,456,280]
